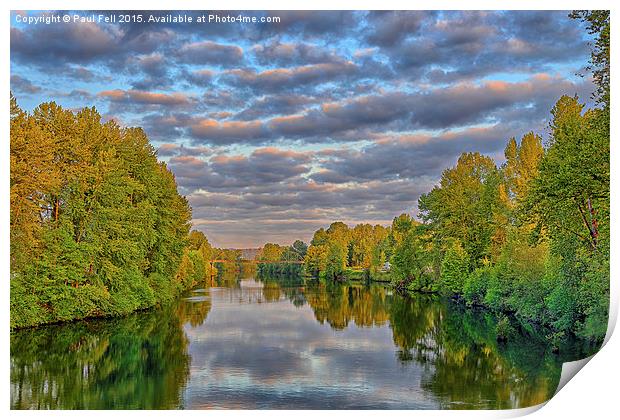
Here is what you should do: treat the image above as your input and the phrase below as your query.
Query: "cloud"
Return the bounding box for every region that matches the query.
[234,94,317,120]
[98,89,194,106]
[60,89,94,101]
[189,119,269,143]
[134,74,590,147]
[177,41,244,65]
[11,12,176,76]
[259,11,358,39]
[223,61,358,91]
[127,53,172,89]
[169,147,312,190]
[157,143,214,157]
[253,41,345,66]
[375,11,589,84]
[62,65,99,82]
[183,69,214,87]
[10,75,41,93]
[312,125,513,184]
[11,21,118,65]
[365,11,431,46]
[265,74,589,139]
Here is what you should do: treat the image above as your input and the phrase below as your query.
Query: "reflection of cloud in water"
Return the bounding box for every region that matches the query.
[182,288,436,409]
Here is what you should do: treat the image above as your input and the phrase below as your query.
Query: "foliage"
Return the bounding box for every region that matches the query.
[440,243,469,296]
[323,241,347,280]
[495,315,515,342]
[10,303,194,409]
[391,225,435,292]
[305,221,386,279]
[305,244,328,275]
[419,152,508,267]
[570,10,610,107]
[292,240,308,258]
[10,99,200,328]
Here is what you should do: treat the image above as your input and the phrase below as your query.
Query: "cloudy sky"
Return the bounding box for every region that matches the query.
[10,10,595,248]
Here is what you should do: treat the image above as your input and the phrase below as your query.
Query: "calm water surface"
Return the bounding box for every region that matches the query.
[10,274,592,409]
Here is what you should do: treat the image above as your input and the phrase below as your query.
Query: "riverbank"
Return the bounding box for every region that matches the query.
[9,270,202,330]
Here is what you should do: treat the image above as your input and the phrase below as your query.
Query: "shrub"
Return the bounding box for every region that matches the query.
[495,315,515,342]
[463,266,492,306]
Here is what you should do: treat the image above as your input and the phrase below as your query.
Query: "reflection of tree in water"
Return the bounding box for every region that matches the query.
[255,272,306,304]
[388,297,568,409]
[177,293,212,328]
[298,281,576,408]
[213,262,241,287]
[388,294,442,360]
[304,283,390,329]
[239,262,257,278]
[11,305,192,409]
[12,275,584,410]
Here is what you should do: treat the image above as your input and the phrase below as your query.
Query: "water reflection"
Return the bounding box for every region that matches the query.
[10,305,193,409]
[11,274,592,409]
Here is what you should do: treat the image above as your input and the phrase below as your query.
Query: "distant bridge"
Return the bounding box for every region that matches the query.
[208,259,304,267]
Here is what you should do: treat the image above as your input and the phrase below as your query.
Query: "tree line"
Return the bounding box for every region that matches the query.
[254,240,307,277]
[9,98,217,328]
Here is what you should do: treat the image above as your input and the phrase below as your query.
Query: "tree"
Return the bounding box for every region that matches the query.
[304,244,328,275]
[188,230,209,250]
[325,221,351,247]
[292,240,308,258]
[391,226,434,291]
[258,243,284,261]
[503,132,544,203]
[310,228,328,246]
[570,10,610,108]
[524,94,609,341]
[349,224,374,267]
[10,95,58,269]
[419,152,506,267]
[527,95,608,251]
[324,242,347,281]
[440,243,469,296]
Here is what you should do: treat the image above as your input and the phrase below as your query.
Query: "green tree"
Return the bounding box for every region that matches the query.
[305,244,328,275]
[292,240,308,258]
[440,243,469,295]
[391,226,435,292]
[10,99,193,328]
[503,132,544,203]
[324,242,347,281]
[258,243,284,261]
[570,10,610,107]
[419,152,506,267]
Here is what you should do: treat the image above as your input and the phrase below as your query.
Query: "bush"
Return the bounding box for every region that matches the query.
[495,315,515,342]
[545,282,578,333]
[463,266,492,306]
[576,251,610,341]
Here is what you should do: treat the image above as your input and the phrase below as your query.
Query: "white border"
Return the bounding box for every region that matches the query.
[3,1,618,420]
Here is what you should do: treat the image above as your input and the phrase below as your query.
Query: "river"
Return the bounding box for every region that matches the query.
[10,273,594,409]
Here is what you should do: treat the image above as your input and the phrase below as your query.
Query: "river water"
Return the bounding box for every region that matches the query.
[10,274,594,409]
